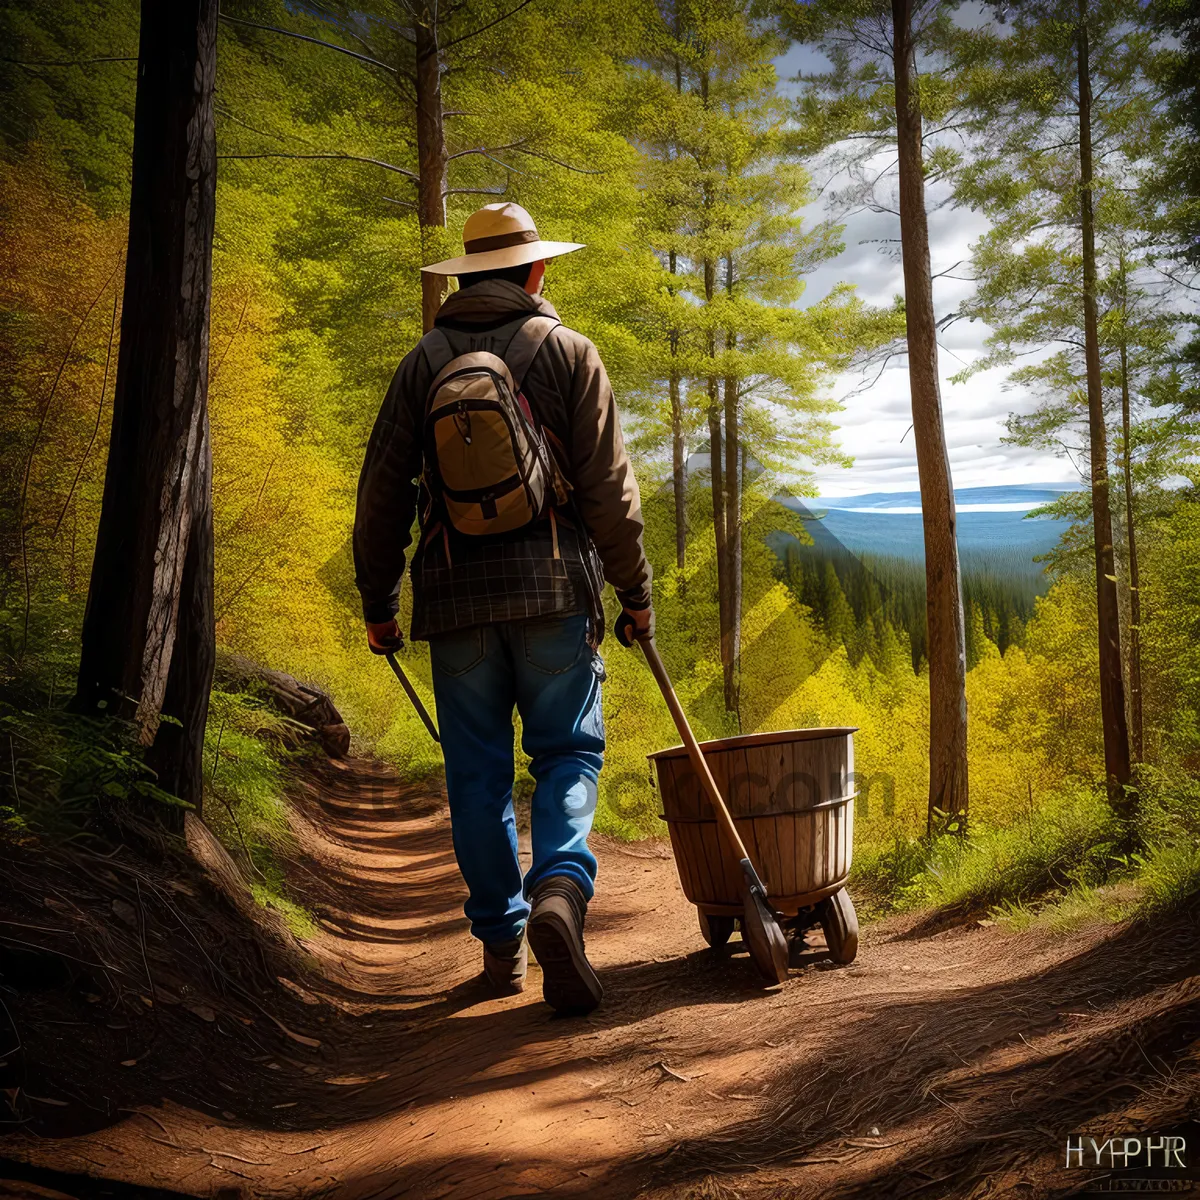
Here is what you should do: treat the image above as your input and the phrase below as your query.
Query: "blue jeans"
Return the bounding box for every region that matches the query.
[428,613,604,944]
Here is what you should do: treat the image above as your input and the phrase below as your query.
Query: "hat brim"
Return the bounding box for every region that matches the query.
[420,239,586,276]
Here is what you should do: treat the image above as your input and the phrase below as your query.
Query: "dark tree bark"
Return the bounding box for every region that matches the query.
[1077,3,1134,815]
[721,368,741,714]
[74,0,218,817]
[707,372,728,661]
[697,64,733,697]
[669,49,688,574]
[670,368,687,569]
[147,464,214,809]
[1119,334,1144,763]
[723,253,742,715]
[703,251,732,701]
[892,0,969,835]
[669,250,687,571]
[415,5,449,333]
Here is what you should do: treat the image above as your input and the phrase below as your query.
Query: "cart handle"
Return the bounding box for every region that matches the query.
[385,652,440,743]
[637,637,751,864]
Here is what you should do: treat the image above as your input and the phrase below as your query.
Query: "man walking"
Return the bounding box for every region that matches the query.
[353,203,652,1015]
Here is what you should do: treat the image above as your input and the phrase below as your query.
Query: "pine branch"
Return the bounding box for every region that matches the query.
[437,0,538,55]
[303,2,411,49]
[2,55,135,67]
[218,14,397,74]
[217,152,418,180]
[18,256,124,659]
[443,184,511,198]
[52,269,123,541]
[215,104,323,151]
[515,147,606,175]
[472,152,528,176]
[936,340,971,369]
[447,140,527,161]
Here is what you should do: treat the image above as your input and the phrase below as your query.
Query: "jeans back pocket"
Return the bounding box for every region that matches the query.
[522,616,587,675]
[430,625,486,677]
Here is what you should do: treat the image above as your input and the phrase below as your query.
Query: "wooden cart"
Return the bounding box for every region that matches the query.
[649,727,859,965]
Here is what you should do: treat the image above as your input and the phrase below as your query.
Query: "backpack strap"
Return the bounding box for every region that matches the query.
[504,315,561,391]
[421,328,457,381]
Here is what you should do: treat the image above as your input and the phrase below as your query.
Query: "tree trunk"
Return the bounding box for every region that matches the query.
[669,251,687,571]
[723,253,741,714]
[671,368,687,569]
[722,368,740,713]
[672,53,688,574]
[703,253,731,703]
[74,0,218,817]
[146,456,214,812]
[415,6,448,333]
[707,373,728,667]
[892,0,969,836]
[1077,4,1134,816]
[1119,334,1143,762]
[698,63,733,708]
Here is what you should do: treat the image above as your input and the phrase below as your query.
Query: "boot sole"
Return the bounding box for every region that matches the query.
[526,910,603,1015]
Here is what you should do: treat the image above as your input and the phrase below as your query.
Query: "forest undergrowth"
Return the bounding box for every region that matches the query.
[3,0,1199,937]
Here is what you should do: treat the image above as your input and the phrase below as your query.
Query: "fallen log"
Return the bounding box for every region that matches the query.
[215,654,350,758]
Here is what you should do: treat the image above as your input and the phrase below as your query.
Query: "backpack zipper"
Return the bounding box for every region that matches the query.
[453,401,472,444]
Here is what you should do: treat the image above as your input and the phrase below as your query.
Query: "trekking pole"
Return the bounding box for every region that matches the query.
[385,652,440,743]
[638,635,788,984]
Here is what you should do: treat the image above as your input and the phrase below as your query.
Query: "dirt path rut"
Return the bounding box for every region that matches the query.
[4,757,1198,1200]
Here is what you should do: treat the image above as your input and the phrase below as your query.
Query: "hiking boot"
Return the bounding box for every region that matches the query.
[526,877,603,1015]
[483,935,527,995]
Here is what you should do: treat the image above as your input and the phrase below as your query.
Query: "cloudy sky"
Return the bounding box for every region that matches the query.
[773,23,1080,499]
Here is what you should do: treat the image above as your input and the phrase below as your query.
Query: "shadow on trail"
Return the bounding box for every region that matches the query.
[250,754,775,1126]
[17,755,1193,1200]
[284,758,465,954]
[624,899,1200,1200]
[2,755,770,1165]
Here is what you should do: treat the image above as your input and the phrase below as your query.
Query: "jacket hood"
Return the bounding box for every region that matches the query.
[434,280,560,328]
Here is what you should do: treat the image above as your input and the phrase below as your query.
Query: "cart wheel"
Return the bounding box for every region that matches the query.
[697,909,737,948]
[786,929,809,968]
[817,888,859,964]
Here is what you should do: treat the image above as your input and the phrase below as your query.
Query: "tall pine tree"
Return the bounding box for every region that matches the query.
[950,0,1177,821]
[629,0,895,713]
[777,0,971,834]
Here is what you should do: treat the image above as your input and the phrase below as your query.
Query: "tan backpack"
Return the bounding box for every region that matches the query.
[422,315,567,537]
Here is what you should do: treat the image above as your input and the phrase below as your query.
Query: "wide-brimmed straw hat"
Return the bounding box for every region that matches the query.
[420,202,585,276]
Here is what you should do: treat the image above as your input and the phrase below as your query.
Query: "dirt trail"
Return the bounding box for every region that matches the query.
[3,758,1198,1200]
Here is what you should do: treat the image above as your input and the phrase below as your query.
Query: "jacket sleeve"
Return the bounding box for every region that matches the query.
[562,333,652,608]
[353,351,425,624]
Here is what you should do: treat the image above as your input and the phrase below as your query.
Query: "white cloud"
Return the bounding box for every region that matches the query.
[792,158,1071,494]
[770,31,1074,497]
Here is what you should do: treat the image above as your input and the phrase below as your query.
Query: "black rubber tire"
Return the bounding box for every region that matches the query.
[817,888,859,964]
[697,909,736,948]
[787,930,809,969]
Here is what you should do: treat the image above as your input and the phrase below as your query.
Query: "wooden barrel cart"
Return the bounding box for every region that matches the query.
[649,728,859,966]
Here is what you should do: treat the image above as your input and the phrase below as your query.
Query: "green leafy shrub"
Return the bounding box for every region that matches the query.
[884,787,1120,915]
[204,687,316,934]
[850,834,934,913]
[0,692,186,842]
[1134,843,1200,914]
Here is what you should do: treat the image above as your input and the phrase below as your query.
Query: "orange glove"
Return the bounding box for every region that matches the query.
[366,618,403,655]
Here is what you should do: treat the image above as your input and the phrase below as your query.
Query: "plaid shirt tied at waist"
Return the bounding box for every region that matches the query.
[410,511,601,642]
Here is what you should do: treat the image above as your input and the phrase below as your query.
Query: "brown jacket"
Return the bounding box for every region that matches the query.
[353,280,651,637]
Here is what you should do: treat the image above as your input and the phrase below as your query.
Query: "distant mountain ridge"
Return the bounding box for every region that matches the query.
[812,483,1078,512]
[774,483,1078,564]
